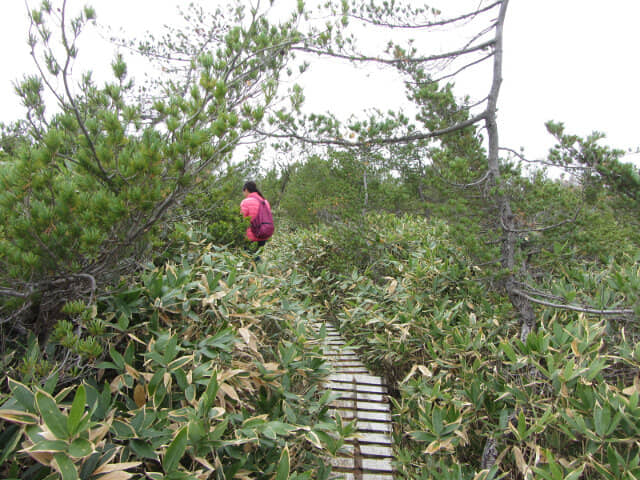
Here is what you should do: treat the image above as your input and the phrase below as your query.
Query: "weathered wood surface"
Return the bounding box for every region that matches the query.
[312,322,396,480]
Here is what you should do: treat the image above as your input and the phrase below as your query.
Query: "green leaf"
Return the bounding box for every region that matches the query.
[432,407,443,437]
[35,390,69,440]
[110,347,125,371]
[53,452,79,480]
[187,420,206,443]
[275,444,290,480]
[0,424,22,465]
[564,465,585,480]
[68,438,93,458]
[0,409,39,424]
[409,430,435,442]
[593,403,611,437]
[8,379,36,413]
[501,341,517,363]
[27,439,68,453]
[607,445,620,477]
[199,371,219,413]
[305,430,322,449]
[209,417,229,442]
[44,373,59,393]
[130,439,157,460]
[268,421,296,436]
[163,426,188,473]
[94,361,117,370]
[168,356,192,372]
[55,386,77,404]
[67,385,86,436]
[111,419,137,439]
[163,335,179,364]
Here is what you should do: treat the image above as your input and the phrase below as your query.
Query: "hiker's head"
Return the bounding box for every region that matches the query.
[243,181,258,194]
[242,181,263,198]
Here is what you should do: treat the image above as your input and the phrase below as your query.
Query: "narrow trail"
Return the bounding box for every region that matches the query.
[312,322,396,480]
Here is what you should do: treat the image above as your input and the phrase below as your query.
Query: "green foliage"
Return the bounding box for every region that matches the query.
[1,2,639,479]
[0,242,346,479]
[278,212,640,479]
[278,153,365,226]
[277,150,409,229]
[0,0,307,360]
[546,121,638,205]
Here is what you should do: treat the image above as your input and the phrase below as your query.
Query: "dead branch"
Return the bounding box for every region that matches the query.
[347,1,502,30]
[262,111,487,149]
[500,204,582,233]
[500,146,586,171]
[294,39,495,67]
[428,53,494,85]
[430,165,491,189]
[0,288,31,298]
[511,287,635,316]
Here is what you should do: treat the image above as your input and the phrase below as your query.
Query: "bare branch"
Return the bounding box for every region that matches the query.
[0,288,30,298]
[430,165,491,188]
[294,39,495,67]
[512,281,566,302]
[265,111,487,149]
[511,288,635,316]
[428,53,494,85]
[71,273,97,304]
[500,146,586,171]
[500,203,582,233]
[347,1,502,30]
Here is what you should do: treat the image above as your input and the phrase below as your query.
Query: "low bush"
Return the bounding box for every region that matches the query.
[279,212,640,479]
[0,242,349,479]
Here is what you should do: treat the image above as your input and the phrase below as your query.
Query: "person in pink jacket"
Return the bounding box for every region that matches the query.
[240,181,272,253]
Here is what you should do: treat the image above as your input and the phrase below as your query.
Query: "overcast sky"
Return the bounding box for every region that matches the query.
[1,0,638,164]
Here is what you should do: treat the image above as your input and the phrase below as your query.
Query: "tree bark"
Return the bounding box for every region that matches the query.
[483,0,535,340]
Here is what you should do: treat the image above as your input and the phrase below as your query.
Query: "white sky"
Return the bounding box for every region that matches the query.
[1,0,639,164]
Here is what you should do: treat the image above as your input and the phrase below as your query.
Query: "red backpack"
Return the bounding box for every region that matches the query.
[250,198,274,240]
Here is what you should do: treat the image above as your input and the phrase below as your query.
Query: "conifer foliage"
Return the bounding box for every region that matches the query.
[0,1,301,333]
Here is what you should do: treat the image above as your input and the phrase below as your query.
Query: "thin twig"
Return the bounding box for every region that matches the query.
[500,146,586,171]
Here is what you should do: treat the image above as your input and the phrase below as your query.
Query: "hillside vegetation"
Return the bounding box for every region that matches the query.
[1,177,639,478]
[1,1,639,479]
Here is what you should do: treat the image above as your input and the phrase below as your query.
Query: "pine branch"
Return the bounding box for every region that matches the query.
[294,39,495,66]
[264,111,487,148]
[346,1,501,30]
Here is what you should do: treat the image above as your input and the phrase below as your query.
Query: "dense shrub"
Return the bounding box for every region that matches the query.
[0,243,350,479]
[279,212,640,479]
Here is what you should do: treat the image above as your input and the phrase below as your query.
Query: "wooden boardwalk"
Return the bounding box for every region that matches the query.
[313,322,395,480]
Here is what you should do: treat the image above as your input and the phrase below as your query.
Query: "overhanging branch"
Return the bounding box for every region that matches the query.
[264,111,486,148]
[294,39,495,66]
[347,1,502,30]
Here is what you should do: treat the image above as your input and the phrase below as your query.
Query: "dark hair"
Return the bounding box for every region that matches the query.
[243,181,264,198]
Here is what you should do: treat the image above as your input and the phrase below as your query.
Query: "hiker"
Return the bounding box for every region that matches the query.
[240,181,273,257]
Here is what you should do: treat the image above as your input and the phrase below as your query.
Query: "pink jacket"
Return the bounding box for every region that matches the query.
[240,192,272,241]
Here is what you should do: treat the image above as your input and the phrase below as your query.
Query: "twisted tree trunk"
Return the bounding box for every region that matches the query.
[483,0,535,342]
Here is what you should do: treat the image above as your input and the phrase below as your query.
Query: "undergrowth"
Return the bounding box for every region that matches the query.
[0,238,351,479]
[275,212,640,480]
